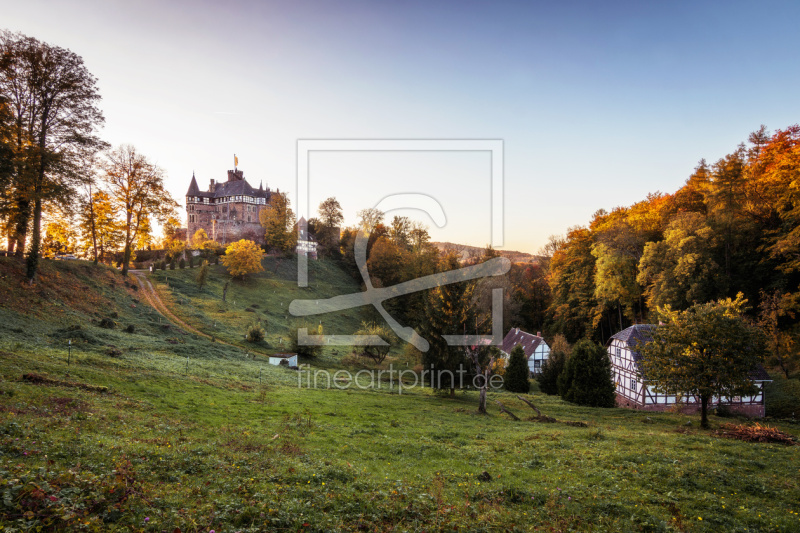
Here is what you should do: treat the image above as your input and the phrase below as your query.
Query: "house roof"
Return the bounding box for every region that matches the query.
[609,324,771,381]
[501,328,546,359]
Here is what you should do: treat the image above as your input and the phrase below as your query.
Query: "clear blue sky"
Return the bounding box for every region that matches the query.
[4,0,800,252]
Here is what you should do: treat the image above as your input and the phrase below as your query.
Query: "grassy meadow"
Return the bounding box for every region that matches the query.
[0,257,799,532]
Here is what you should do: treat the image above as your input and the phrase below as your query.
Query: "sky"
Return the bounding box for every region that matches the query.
[4,0,800,253]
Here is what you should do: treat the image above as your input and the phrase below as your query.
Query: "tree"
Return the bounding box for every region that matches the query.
[637,212,722,310]
[548,227,598,342]
[78,189,122,264]
[317,197,343,257]
[0,31,107,282]
[162,216,182,245]
[352,322,392,364]
[260,192,296,254]
[637,294,766,428]
[103,145,176,276]
[504,345,530,393]
[42,213,77,257]
[758,290,798,379]
[466,344,500,414]
[192,228,209,248]
[221,239,264,279]
[195,260,210,290]
[537,334,570,395]
[421,252,475,397]
[356,207,384,234]
[558,339,616,407]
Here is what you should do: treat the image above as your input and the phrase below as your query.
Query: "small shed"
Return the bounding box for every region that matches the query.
[500,328,550,375]
[268,353,299,368]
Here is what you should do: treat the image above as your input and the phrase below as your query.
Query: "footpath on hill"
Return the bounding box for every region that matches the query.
[130,271,272,359]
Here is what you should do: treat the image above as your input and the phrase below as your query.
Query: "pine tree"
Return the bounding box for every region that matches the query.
[537,350,567,395]
[558,339,616,407]
[504,344,530,393]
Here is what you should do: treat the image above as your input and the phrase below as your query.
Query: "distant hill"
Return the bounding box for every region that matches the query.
[432,242,540,264]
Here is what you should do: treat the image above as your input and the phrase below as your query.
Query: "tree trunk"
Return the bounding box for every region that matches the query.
[700,394,709,429]
[478,385,487,414]
[223,281,229,302]
[25,197,42,284]
[87,185,98,265]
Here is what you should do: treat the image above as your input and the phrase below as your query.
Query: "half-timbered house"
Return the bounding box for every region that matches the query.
[607,324,771,417]
[500,328,550,375]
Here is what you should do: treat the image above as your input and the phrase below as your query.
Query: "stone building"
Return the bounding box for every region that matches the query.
[185,169,272,245]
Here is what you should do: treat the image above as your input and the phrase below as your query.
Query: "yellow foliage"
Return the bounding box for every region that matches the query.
[221,239,265,278]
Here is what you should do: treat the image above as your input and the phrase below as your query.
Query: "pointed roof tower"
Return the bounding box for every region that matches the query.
[186,172,200,196]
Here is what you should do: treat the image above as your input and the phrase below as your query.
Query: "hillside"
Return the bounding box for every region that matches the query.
[0,257,799,531]
[433,242,539,264]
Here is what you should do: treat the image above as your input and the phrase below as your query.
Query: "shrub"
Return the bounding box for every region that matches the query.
[537,349,567,395]
[99,318,116,329]
[188,254,195,268]
[170,259,176,270]
[179,257,186,269]
[290,326,322,358]
[159,260,166,271]
[504,345,530,393]
[246,323,265,343]
[558,339,616,407]
[765,378,800,419]
[124,324,135,333]
[196,261,209,289]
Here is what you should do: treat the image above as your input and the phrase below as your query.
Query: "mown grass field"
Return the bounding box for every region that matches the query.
[1,257,799,532]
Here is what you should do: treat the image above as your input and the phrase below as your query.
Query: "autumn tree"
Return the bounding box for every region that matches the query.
[0,31,107,281]
[78,188,122,264]
[192,228,209,248]
[103,145,176,276]
[357,207,384,234]
[195,260,209,290]
[465,344,500,414]
[260,192,296,254]
[758,290,798,379]
[42,212,77,257]
[221,239,264,279]
[548,227,598,342]
[637,294,766,428]
[637,212,722,310]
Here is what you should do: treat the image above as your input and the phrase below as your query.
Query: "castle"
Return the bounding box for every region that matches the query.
[185,168,272,244]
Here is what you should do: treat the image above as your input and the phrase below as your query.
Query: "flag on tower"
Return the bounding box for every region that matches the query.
[234,154,238,167]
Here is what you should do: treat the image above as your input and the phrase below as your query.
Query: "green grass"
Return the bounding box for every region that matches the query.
[1,257,799,531]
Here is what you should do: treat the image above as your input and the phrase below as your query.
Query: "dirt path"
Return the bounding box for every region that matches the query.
[131,272,269,357]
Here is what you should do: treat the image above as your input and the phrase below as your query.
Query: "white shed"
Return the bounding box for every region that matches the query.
[268,353,299,368]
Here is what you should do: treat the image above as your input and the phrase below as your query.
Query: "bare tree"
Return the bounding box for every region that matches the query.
[102,145,177,276]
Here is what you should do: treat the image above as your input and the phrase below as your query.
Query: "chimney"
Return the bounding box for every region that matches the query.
[209,179,215,191]
[536,331,541,337]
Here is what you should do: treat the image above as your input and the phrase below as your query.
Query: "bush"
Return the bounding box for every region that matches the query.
[179,257,186,269]
[159,260,166,271]
[99,318,116,329]
[124,324,135,333]
[188,254,195,268]
[765,377,800,420]
[558,339,616,407]
[537,350,567,395]
[290,326,322,358]
[504,345,530,393]
[246,323,265,343]
[170,259,176,270]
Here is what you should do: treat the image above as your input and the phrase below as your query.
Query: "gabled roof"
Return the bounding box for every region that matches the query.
[185,170,270,200]
[501,328,546,359]
[609,324,656,362]
[609,324,771,381]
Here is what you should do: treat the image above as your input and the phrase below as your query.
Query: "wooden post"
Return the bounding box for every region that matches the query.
[494,400,520,421]
[68,339,71,366]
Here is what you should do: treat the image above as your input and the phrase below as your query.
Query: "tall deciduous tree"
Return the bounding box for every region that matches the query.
[637,294,766,428]
[260,192,296,255]
[317,197,343,258]
[78,188,122,264]
[0,31,107,281]
[102,145,176,275]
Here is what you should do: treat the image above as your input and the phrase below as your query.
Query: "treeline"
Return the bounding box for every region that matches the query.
[541,125,800,378]
[0,31,178,279]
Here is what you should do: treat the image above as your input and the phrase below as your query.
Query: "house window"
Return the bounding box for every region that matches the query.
[615,347,620,357]
[533,359,542,372]
[630,378,637,391]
